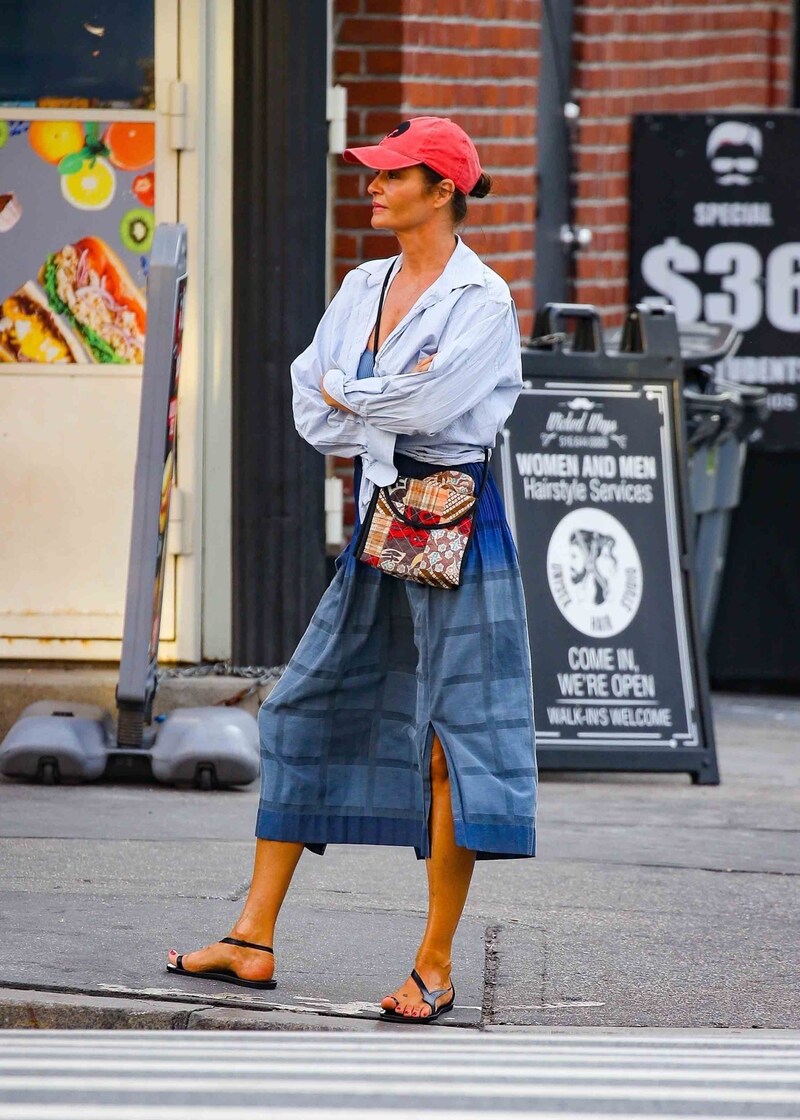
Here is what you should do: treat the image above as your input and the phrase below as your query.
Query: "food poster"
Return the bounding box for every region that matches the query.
[0,118,155,364]
[501,383,702,752]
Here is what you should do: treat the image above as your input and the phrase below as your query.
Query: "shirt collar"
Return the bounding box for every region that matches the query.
[358,236,486,294]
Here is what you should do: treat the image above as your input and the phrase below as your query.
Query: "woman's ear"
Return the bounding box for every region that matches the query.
[433,178,456,209]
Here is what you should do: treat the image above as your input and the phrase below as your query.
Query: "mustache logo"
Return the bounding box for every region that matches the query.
[706,124,762,188]
[715,173,754,186]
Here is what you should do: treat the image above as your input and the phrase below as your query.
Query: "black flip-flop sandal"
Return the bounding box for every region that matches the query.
[166,936,277,990]
[381,968,455,1024]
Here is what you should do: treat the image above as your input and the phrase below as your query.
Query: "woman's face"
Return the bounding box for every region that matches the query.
[367,167,452,233]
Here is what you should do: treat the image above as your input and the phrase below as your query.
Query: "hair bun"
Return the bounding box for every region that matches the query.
[469,172,493,199]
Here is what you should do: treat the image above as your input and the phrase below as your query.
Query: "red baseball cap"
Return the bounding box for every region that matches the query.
[343,116,483,194]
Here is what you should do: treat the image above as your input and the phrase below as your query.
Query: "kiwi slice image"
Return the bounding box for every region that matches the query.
[120,207,155,254]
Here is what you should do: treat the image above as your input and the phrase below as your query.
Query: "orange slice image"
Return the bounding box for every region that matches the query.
[104,121,155,171]
[29,120,85,165]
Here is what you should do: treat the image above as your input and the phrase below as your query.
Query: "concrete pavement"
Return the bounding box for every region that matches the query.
[0,693,797,1031]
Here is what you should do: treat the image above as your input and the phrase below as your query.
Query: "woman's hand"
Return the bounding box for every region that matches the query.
[413,352,436,373]
[320,376,354,413]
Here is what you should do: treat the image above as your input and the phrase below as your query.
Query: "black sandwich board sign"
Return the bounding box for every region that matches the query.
[499,304,718,784]
[629,112,800,452]
[116,224,187,748]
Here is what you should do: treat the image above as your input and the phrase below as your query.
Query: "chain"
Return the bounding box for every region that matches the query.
[158,661,285,681]
[156,661,285,708]
[528,331,568,349]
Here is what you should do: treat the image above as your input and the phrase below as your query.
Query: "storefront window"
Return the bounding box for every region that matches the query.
[0,2,155,109]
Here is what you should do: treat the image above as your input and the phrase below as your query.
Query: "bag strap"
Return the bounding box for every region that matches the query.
[373,254,490,529]
[382,449,491,529]
[373,256,399,354]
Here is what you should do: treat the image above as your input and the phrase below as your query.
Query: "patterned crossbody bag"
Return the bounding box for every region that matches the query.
[354,258,490,589]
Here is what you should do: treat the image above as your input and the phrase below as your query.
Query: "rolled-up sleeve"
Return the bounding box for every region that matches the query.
[291,273,367,457]
[321,296,520,437]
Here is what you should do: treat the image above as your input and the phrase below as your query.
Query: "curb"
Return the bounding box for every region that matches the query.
[0,987,471,1032]
[4,989,799,1036]
[0,989,196,1031]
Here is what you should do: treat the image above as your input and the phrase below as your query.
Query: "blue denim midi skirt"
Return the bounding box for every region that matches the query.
[256,447,538,861]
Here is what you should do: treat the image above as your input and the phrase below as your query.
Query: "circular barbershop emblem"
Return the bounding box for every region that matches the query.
[546,508,643,638]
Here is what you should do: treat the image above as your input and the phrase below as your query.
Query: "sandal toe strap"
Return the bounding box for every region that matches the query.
[410,968,452,1012]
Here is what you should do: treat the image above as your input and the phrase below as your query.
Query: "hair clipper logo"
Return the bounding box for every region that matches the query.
[547,509,643,637]
[706,122,762,187]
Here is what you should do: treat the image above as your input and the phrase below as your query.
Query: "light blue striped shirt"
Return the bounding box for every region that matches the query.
[290,236,522,515]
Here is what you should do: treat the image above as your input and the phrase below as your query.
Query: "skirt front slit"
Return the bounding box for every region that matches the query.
[256,453,538,860]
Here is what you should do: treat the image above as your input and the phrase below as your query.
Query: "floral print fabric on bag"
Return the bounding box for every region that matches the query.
[357,470,477,588]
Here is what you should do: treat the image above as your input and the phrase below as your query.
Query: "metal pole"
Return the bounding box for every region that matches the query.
[792,0,800,107]
[231,0,329,665]
[534,0,576,311]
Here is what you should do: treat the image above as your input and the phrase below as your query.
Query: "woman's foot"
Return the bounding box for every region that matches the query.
[167,933,275,984]
[380,961,454,1019]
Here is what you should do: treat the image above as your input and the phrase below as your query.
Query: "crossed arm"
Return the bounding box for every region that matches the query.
[320,353,435,412]
[319,299,515,437]
[292,277,519,454]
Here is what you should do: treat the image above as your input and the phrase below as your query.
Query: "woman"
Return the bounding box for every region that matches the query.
[168,116,537,1023]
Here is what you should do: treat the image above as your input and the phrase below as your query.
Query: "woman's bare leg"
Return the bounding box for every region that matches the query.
[168,839,304,981]
[381,734,476,1018]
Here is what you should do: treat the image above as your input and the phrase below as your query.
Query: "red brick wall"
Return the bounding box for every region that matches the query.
[333,0,540,333]
[334,0,794,329]
[572,1,794,321]
[330,0,794,539]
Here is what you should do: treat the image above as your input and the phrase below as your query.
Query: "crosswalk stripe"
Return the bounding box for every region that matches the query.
[0,1110,783,1120]
[2,1042,798,1064]
[3,1074,799,1103]
[0,1054,796,1069]
[0,1057,798,1082]
[2,1034,798,1051]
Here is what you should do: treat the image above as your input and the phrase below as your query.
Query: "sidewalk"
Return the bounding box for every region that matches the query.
[0,693,797,1031]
